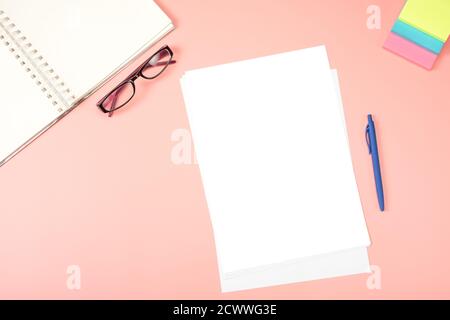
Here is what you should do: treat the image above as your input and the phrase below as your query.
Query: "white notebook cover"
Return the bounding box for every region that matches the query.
[0,0,173,165]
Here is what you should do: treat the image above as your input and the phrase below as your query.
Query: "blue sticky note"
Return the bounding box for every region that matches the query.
[392,19,444,54]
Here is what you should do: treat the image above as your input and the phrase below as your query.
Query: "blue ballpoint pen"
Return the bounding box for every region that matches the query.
[365,114,385,212]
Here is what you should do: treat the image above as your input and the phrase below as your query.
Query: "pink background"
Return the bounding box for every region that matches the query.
[1,0,450,299]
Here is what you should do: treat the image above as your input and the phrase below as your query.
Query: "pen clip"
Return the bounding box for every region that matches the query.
[365,125,372,154]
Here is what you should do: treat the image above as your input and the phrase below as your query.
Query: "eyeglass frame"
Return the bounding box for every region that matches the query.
[96,45,175,115]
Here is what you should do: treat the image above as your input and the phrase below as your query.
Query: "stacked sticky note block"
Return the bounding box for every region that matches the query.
[384,0,450,70]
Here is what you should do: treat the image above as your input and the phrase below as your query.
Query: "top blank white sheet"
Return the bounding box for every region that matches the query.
[181,46,371,275]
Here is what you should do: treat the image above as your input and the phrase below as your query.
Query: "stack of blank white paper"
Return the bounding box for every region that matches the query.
[180,45,371,292]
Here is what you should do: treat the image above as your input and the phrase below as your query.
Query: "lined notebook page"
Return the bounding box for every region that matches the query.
[0,40,60,163]
[0,0,173,102]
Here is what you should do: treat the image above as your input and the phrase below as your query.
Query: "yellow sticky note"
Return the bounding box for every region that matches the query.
[399,0,450,42]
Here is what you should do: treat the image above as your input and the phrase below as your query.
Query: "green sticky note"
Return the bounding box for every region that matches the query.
[399,0,450,42]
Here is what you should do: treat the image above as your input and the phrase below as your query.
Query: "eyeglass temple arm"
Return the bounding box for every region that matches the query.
[144,60,177,68]
[160,60,177,66]
[107,84,126,117]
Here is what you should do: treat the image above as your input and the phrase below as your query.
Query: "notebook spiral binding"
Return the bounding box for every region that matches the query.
[0,10,76,112]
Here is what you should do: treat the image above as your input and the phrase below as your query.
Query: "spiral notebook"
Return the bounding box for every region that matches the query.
[0,0,174,166]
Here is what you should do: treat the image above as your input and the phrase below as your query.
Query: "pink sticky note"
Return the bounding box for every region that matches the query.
[383,32,438,70]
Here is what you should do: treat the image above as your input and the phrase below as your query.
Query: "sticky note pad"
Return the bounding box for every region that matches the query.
[383,32,438,70]
[399,0,450,42]
[392,20,444,54]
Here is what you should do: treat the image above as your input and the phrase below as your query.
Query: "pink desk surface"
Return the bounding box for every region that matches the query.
[0,0,449,299]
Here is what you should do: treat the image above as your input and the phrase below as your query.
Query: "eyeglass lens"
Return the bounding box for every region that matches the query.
[141,48,172,79]
[102,82,135,113]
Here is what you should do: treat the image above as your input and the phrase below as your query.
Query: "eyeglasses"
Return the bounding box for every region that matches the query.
[97,45,175,117]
